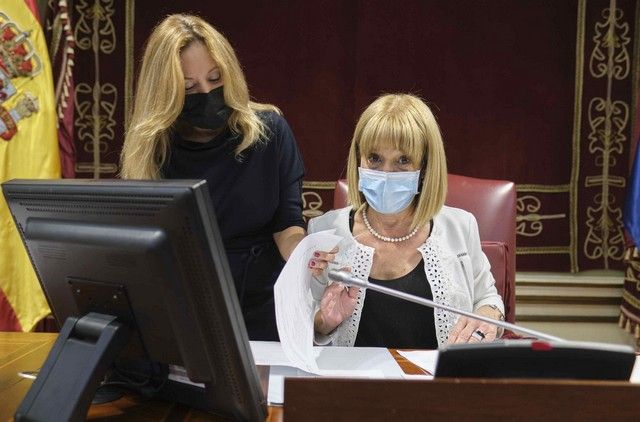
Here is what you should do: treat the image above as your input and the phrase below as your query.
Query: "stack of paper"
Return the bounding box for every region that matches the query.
[250,341,406,405]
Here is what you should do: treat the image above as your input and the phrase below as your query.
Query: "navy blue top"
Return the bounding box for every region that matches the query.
[162,111,305,340]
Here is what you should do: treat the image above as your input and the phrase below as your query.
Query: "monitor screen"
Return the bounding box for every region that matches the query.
[2,179,266,421]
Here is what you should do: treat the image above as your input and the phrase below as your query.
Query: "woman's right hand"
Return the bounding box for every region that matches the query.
[308,248,338,277]
[314,278,359,335]
[308,246,359,334]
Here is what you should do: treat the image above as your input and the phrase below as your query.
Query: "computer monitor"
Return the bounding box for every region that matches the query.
[2,179,267,421]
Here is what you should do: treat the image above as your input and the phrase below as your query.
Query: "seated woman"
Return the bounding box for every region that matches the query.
[308,93,504,348]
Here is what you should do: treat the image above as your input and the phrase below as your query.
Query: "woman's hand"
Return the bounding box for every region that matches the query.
[447,305,502,344]
[308,248,338,277]
[308,247,358,334]
[314,281,359,335]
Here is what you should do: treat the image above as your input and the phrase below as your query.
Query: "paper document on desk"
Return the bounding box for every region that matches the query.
[631,355,640,384]
[266,366,385,406]
[250,341,404,376]
[250,341,405,405]
[273,230,342,373]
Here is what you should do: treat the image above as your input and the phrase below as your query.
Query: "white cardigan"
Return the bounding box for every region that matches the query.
[308,205,504,346]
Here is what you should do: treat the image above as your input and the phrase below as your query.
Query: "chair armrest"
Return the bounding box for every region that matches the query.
[480,241,514,323]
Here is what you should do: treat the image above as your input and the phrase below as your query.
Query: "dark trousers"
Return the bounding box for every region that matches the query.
[226,241,284,341]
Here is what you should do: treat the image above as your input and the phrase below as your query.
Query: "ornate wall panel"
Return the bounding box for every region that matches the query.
[301,181,336,223]
[514,186,572,270]
[70,0,133,178]
[63,0,639,272]
[513,0,639,272]
[576,0,636,271]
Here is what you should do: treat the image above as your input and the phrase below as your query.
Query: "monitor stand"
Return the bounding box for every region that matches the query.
[15,312,130,422]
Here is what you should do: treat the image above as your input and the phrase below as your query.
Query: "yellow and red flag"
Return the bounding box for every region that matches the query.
[0,0,60,331]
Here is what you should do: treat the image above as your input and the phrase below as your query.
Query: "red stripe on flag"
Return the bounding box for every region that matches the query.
[23,0,41,23]
[0,289,23,331]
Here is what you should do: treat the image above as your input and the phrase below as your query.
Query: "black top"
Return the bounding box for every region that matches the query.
[348,210,437,349]
[354,259,438,349]
[162,111,305,341]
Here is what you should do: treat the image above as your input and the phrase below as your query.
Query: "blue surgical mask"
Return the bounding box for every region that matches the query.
[358,167,421,214]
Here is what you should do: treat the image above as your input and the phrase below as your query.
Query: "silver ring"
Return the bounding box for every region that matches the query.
[471,329,486,342]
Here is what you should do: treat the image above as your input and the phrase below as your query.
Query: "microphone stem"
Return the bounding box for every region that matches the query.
[330,271,563,342]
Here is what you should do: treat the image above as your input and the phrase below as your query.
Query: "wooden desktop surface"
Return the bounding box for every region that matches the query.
[0,332,272,421]
[3,332,639,421]
[0,332,427,421]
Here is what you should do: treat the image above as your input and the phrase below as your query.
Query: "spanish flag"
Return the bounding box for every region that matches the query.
[624,137,640,247]
[0,1,60,331]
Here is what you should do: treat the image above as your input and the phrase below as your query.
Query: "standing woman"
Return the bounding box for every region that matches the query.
[120,14,305,341]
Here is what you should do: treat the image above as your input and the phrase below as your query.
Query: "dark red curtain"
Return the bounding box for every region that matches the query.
[63,0,640,272]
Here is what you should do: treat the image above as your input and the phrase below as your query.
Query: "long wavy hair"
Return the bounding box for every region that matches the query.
[120,14,279,179]
[346,93,448,229]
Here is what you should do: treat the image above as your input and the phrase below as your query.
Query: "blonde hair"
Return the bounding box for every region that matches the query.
[120,14,279,179]
[346,93,448,229]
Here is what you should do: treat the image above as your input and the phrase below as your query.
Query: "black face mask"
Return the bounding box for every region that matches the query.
[178,86,232,130]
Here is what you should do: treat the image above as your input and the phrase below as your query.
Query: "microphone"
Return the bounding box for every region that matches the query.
[329,270,638,381]
[328,269,563,342]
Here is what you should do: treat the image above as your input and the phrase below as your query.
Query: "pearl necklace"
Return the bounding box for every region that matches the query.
[362,208,420,243]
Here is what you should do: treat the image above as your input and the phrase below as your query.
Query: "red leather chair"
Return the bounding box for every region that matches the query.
[333,174,516,324]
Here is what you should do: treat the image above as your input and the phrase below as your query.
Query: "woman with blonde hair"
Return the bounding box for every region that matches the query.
[308,93,504,348]
[121,14,305,340]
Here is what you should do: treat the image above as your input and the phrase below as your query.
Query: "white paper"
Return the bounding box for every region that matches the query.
[250,341,292,366]
[401,373,435,380]
[314,346,404,377]
[396,349,439,376]
[273,230,342,373]
[251,341,404,375]
[251,343,405,404]
[266,367,293,405]
[630,355,640,383]
[266,366,385,405]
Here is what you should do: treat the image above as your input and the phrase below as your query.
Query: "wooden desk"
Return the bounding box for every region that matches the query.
[0,332,285,421]
[0,332,58,421]
[4,332,639,421]
[284,377,640,421]
[0,333,427,420]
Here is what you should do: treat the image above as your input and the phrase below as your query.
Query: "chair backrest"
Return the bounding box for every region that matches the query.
[332,174,516,323]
